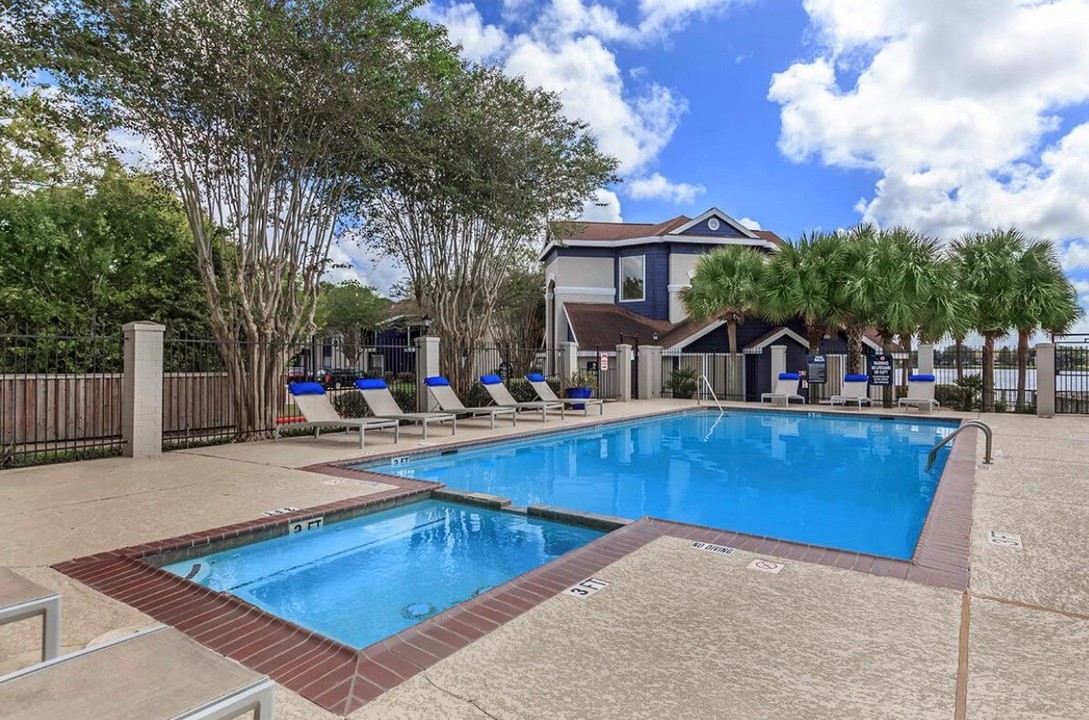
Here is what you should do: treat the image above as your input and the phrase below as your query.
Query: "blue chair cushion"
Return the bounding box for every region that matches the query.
[779,372,800,380]
[355,378,388,390]
[480,374,503,385]
[844,374,869,382]
[526,373,546,382]
[424,376,450,387]
[289,381,325,396]
[909,374,936,382]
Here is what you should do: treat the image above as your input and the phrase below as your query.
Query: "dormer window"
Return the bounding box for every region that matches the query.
[620,255,645,302]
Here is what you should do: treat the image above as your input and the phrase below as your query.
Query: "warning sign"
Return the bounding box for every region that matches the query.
[600,353,609,371]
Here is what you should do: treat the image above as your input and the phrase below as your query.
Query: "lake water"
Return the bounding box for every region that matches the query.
[932,368,1089,391]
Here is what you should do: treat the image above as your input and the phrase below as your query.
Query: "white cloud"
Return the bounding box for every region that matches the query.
[769,0,1089,242]
[324,239,405,295]
[738,216,761,230]
[1063,240,1089,271]
[579,188,623,222]
[626,173,705,204]
[420,2,508,62]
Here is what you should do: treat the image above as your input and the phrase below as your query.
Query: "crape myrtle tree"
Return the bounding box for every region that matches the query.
[21,0,460,436]
[313,281,391,368]
[364,65,618,398]
[491,262,548,377]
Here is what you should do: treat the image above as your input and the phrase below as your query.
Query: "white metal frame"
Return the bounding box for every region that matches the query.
[618,254,646,303]
[0,592,60,663]
[0,625,275,719]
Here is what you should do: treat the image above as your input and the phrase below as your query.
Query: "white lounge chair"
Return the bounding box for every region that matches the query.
[830,374,873,407]
[424,376,517,428]
[479,374,565,421]
[525,373,604,415]
[761,372,805,405]
[355,378,457,437]
[277,382,399,448]
[0,625,274,720]
[898,374,940,412]
[0,568,60,664]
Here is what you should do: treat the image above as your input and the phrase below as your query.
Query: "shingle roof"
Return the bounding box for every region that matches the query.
[551,216,691,242]
[563,303,673,350]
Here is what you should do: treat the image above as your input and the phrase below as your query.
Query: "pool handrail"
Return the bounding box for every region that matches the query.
[696,375,726,415]
[925,420,992,471]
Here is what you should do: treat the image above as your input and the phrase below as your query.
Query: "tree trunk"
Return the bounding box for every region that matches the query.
[847,326,865,374]
[807,323,821,354]
[1016,328,1029,412]
[982,333,996,412]
[727,321,739,356]
[900,333,913,398]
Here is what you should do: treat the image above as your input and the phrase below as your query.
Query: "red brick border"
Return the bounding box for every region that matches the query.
[53,410,977,714]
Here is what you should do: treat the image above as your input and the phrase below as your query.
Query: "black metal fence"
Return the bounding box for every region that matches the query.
[1056,336,1089,414]
[449,346,560,407]
[0,324,124,468]
[661,352,745,401]
[933,344,1037,412]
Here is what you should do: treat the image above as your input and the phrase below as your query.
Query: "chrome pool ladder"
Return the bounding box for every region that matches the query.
[925,420,992,471]
[696,375,725,415]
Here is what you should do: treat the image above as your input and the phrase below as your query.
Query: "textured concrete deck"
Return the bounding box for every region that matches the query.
[1,401,1087,718]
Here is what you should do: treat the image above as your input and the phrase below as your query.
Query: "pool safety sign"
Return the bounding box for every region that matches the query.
[599,353,609,371]
[565,577,609,598]
[806,354,827,384]
[746,559,785,575]
[690,541,735,556]
[869,353,894,386]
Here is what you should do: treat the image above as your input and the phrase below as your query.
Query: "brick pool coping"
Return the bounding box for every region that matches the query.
[53,408,977,715]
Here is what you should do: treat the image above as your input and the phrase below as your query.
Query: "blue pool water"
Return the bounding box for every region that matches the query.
[162,500,601,649]
[363,411,959,559]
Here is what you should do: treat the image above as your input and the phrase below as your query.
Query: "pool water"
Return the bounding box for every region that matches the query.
[162,500,601,649]
[363,411,958,559]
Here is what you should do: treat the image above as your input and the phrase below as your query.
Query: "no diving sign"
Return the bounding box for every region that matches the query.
[746,558,785,575]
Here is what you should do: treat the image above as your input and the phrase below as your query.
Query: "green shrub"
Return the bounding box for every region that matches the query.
[664,367,697,399]
[466,377,562,407]
[331,387,417,417]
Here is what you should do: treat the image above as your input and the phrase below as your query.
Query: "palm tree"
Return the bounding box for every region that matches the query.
[834,227,880,374]
[1009,239,1082,411]
[681,245,767,355]
[950,229,1022,412]
[849,226,949,405]
[760,231,846,352]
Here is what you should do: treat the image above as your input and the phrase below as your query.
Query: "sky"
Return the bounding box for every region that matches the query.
[331,0,1089,332]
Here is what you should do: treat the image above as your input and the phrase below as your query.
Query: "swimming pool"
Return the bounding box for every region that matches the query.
[162,500,601,649]
[361,411,960,559]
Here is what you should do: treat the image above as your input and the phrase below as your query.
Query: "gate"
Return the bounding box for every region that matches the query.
[619,333,639,399]
[1055,335,1089,414]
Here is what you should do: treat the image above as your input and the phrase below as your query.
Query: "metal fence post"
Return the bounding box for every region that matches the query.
[122,321,165,458]
[415,335,440,412]
[1036,343,1055,418]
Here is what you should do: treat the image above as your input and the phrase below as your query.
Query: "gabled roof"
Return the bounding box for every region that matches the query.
[563,303,672,350]
[551,216,690,242]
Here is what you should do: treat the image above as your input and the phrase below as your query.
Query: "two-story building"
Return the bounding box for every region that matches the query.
[542,207,885,397]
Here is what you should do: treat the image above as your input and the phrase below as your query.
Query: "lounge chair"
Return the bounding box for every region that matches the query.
[479,374,565,421]
[830,374,873,407]
[525,373,604,415]
[354,378,457,437]
[278,381,399,448]
[0,625,274,719]
[761,372,806,405]
[898,374,940,412]
[0,568,60,663]
[424,376,518,428]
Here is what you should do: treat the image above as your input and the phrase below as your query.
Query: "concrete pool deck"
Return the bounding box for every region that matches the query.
[1,400,1087,718]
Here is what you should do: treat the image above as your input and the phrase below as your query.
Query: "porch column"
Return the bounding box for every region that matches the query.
[637,345,662,400]
[415,335,440,412]
[1036,343,1055,418]
[122,321,165,458]
[918,343,935,375]
[559,341,578,382]
[770,345,787,379]
[616,344,633,402]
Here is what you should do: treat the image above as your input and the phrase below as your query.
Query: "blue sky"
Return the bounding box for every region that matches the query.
[367,0,1089,331]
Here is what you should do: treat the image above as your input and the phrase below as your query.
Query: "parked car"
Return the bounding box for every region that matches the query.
[319,368,365,390]
[285,366,308,383]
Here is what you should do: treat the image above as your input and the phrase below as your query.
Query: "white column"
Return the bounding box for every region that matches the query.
[918,343,935,375]
[559,341,578,382]
[122,321,165,458]
[415,335,440,412]
[637,345,662,400]
[770,345,787,379]
[1036,343,1055,418]
[616,344,633,402]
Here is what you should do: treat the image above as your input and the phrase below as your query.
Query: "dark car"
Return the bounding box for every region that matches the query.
[319,368,364,390]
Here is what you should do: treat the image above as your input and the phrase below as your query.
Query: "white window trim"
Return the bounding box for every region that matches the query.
[619,255,646,303]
